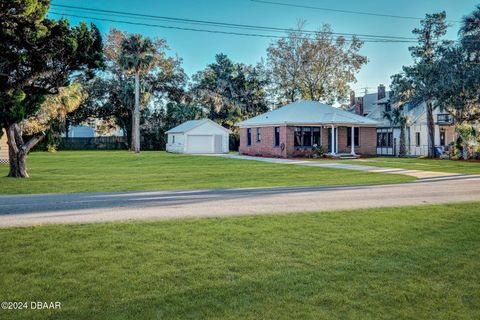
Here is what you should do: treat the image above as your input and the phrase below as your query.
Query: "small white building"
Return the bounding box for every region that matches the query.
[166,119,230,154]
[0,130,8,164]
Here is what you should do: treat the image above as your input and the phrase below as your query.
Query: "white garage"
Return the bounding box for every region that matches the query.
[166,119,230,154]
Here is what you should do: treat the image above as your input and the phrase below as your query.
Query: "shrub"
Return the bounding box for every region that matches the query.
[310,144,324,158]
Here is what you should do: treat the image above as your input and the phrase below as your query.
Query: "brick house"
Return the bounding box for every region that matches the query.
[237,101,379,158]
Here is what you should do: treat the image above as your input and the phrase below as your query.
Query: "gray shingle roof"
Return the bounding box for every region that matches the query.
[237,101,379,127]
[166,118,231,134]
[166,120,205,133]
[362,92,390,115]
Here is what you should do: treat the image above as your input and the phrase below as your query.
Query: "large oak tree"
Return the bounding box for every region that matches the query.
[0,0,103,177]
[267,23,367,104]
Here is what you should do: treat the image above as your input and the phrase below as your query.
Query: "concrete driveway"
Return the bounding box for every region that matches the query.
[1,174,479,228]
[213,154,461,179]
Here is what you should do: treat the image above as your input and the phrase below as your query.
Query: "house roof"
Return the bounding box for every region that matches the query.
[237,101,379,127]
[166,118,230,134]
[365,99,426,127]
[361,91,391,115]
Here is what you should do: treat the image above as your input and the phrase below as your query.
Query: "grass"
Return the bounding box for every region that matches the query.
[0,151,414,195]
[0,202,479,319]
[340,157,480,175]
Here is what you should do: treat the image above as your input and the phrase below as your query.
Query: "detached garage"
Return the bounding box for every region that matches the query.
[0,130,8,164]
[166,119,230,154]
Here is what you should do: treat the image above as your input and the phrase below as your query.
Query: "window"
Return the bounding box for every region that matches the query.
[437,114,453,124]
[256,128,261,142]
[415,132,421,147]
[172,135,175,144]
[376,129,393,148]
[274,127,280,147]
[247,128,252,146]
[385,103,391,113]
[312,127,321,146]
[294,127,320,147]
[347,127,360,147]
[303,127,312,146]
[294,127,302,147]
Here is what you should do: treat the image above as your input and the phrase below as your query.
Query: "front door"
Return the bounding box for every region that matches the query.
[440,129,446,146]
[327,128,337,153]
[376,128,394,156]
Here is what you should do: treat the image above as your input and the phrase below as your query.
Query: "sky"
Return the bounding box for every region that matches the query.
[48,0,479,96]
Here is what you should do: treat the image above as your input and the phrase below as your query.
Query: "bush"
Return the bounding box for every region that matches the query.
[310,144,324,158]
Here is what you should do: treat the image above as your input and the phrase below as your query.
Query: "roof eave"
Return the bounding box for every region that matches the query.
[237,121,379,127]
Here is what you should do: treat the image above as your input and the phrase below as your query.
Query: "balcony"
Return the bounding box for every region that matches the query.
[436,114,454,125]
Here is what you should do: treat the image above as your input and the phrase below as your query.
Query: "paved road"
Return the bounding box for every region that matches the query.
[1,175,479,228]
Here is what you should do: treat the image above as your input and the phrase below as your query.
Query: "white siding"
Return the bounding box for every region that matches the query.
[166,133,185,153]
[406,109,459,156]
[166,120,229,154]
[0,130,8,164]
[186,122,229,153]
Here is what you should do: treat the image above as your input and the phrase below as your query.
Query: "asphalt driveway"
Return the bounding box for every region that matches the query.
[0,174,479,227]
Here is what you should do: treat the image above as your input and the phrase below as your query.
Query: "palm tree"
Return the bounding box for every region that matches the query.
[460,5,480,63]
[119,34,158,153]
[460,5,480,35]
[456,123,477,160]
[383,106,408,157]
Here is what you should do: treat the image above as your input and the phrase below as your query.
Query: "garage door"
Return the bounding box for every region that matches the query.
[186,135,214,153]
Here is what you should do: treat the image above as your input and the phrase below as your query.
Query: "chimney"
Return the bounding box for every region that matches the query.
[349,91,355,108]
[377,84,386,101]
[355,97,364,115]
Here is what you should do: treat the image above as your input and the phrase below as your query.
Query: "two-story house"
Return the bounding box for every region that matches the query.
[350,85,456,157]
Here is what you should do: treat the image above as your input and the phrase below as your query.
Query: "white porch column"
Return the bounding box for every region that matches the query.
[330,124,336,155]
[335,125,338,155]
[351,126,356,156]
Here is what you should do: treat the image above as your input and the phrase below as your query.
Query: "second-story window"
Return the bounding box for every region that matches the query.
[385,103,391,113]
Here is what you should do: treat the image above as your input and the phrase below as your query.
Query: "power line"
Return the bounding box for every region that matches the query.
[49,4,418,41]
[250,0,462,24]
[49,11,417,43]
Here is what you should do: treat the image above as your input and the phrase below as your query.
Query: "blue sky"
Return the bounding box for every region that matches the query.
[48,0,478,95]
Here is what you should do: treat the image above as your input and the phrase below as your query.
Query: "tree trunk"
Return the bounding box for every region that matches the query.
[65,118,70,140]
[132,72,141,153]
[309,84,315,101]
[459,132,470,160]
[5,123,45,178]
[399,126,407,157]
[425,100,435,158]
[462,141,469,160]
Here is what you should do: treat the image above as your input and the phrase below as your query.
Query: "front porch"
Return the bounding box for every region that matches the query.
[326,153,361,160]
[287,125,376,158]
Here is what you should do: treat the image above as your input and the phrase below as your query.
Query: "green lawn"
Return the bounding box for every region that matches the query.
[341,157,480,175]
[0,202,479,319]
[0,151,414,195]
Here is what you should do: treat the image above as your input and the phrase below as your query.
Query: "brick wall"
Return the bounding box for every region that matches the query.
[337,126,376,155]
[239,125,377,158]
[239,126,286,157]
